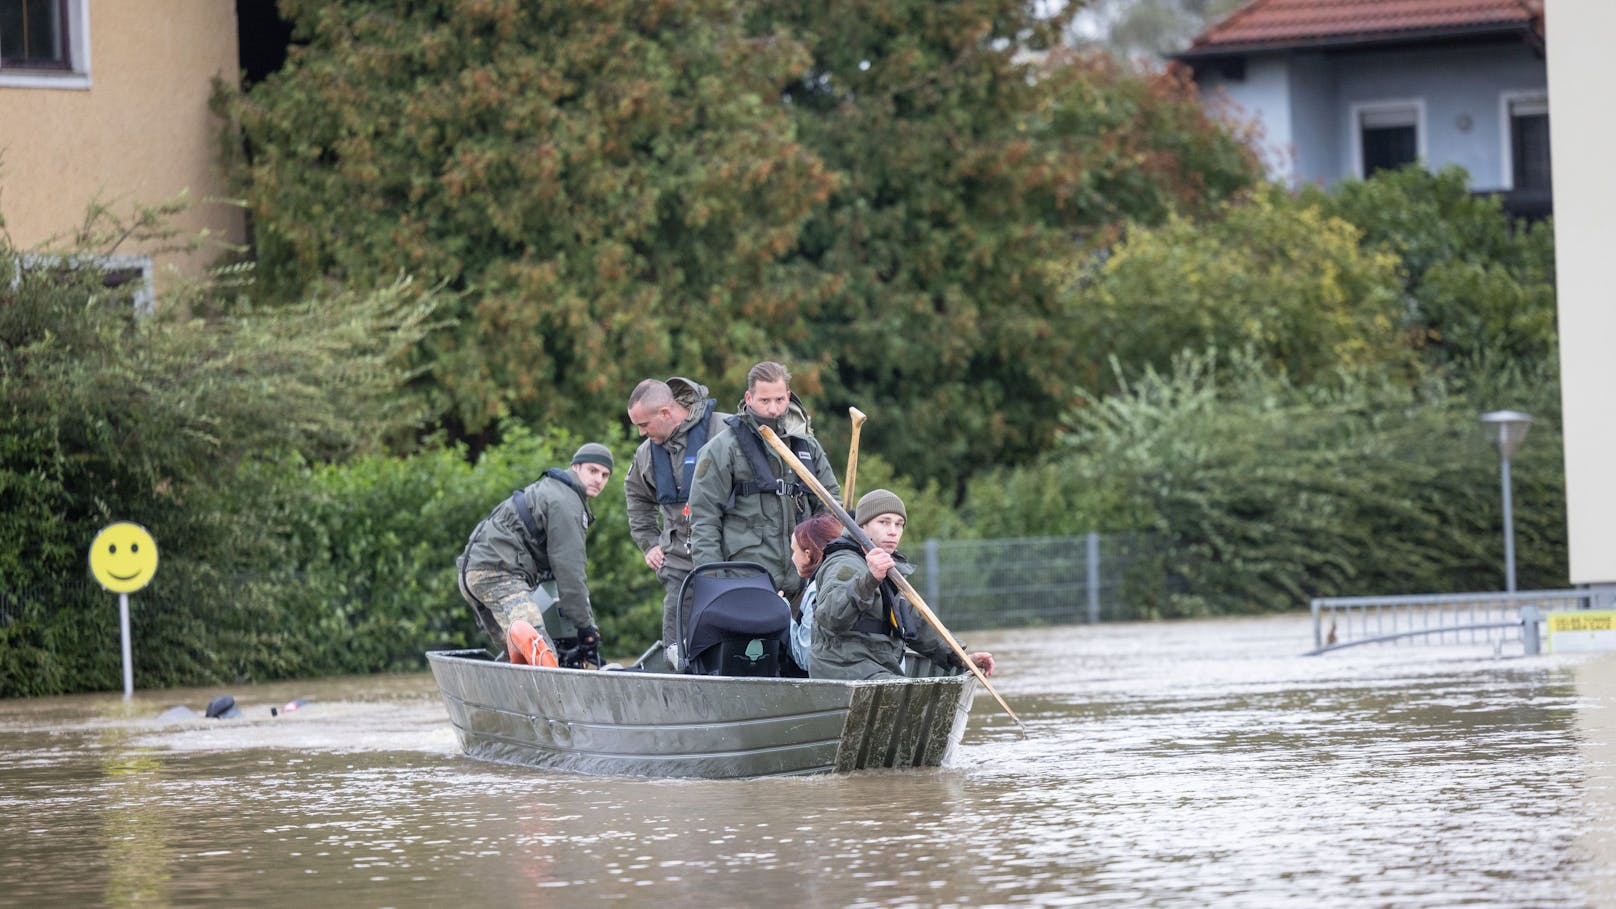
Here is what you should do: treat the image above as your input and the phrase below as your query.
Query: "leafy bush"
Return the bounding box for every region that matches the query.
[1306,165,1557,370]
[1066,185,1412,395]
[962,351,1567,617]
[0,204,436,697]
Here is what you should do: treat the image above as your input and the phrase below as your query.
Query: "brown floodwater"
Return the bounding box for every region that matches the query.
[3,614,1615,908]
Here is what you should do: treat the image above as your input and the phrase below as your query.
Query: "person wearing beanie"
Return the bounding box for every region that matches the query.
[686,361,841,607]
[852,488,906,526]
[808,488,995,681]
[455,441,615,669]
[571,442,615,471]
[623,377,732,672]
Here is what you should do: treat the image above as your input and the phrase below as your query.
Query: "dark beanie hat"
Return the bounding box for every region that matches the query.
[571,442,614,471]
[854,488,906,525]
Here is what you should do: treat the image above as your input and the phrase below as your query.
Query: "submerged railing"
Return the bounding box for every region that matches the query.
[1308,589,1595,656]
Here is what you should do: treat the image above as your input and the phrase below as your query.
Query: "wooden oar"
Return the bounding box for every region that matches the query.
[843,407,867,510]
[759,426,1026,733]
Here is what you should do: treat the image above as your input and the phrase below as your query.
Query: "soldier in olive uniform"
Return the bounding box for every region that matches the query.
[687,361,841,618]
[456,443,614,668]
[809,489,995,681]
[624,377,731,670]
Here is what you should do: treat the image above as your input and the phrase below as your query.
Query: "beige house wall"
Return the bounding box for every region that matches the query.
[1547,1,1616,586]
[0,0,244,293]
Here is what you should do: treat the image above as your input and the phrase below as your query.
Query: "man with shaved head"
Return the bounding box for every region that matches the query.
[624,376,730,670]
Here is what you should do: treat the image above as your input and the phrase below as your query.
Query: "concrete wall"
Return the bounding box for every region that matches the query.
[0,0,244,290]
[1547,3,1616,586]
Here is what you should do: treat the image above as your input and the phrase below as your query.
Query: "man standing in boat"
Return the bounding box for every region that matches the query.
[456,443,615,668]
[623,377,732,672]
[687,361,841,642]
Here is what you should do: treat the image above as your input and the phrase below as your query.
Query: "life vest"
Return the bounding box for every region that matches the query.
[817,537,917,640]
[726,414,813,503]
[650,400,716,505]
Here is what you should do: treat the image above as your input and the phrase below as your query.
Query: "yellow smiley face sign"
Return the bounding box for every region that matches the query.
[88,522,159,593]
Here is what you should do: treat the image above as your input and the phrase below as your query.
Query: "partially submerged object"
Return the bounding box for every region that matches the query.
[426,649,978,779]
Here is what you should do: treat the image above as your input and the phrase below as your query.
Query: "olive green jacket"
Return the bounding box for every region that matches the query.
[456,468,596,628]
[687,397,840,596]
[623,377,730,573]
[808,543,960,681]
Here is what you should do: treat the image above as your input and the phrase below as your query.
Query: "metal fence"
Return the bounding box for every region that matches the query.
[1308,588,1598,656]
[911,532,1159,631]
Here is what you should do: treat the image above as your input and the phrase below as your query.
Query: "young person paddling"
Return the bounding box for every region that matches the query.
[809,489,995,681]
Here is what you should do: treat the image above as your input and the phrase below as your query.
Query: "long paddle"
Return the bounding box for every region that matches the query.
[758,426,1026,733]
[843,407,867,510]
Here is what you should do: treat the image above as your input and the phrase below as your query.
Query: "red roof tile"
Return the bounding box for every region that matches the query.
[1187,0,1542,53]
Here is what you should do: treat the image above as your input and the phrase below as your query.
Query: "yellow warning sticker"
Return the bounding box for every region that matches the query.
[1547,611,1616,633]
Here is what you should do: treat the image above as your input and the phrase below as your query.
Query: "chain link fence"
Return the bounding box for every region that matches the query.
[912,532,1162,631]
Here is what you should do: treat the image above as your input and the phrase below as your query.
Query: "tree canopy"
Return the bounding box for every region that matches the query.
[228,0,836,443]
[223,0,1262,489]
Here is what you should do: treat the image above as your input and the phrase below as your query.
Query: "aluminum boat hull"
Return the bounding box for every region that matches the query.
[426,649,977,779]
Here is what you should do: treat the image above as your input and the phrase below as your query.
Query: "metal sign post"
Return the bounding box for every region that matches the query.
[119,593,133,698]
[88,522,159,700]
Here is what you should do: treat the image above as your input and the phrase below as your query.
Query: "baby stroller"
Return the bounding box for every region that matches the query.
[676,561,790,677]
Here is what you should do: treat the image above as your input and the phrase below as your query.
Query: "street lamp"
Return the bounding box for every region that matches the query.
[1480,410,1533,592]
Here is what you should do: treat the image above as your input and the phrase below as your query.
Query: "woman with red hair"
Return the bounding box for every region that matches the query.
[787,514,843,671]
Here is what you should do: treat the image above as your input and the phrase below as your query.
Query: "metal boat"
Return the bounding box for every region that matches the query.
[426,649,978,779]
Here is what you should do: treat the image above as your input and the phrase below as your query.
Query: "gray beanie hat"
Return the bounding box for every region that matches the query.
[854,488,906,525]
[571,442,615,471]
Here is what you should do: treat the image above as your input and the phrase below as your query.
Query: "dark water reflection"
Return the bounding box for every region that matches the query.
[3,614,1615,908]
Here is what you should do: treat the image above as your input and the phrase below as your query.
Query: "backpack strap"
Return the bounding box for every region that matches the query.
[509,490,544,560]
[651,398,716,505]
[725,415,812,501]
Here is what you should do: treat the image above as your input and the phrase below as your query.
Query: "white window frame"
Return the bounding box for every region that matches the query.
[1499,89,1549,191]
[1349,98,1427,179]
[0,0,91,90]
[17,252,154,315]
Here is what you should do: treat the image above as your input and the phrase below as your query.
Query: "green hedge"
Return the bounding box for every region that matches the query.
[961,352,1567,618]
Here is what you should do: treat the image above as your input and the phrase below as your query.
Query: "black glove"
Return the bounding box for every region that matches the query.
[560,625,601,669]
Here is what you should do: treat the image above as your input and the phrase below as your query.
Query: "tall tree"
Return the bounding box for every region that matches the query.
[225,0,835,440]
[752,0,1260,493]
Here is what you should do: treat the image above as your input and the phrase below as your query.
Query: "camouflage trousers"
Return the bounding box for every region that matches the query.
[458,568,555,652]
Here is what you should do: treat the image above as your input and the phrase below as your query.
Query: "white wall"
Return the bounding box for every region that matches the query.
[1201,56,1295,183]
[1548,3,1616,585]
[1333,42,1544,188]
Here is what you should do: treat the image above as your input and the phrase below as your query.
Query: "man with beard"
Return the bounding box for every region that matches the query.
[687,361,841,615]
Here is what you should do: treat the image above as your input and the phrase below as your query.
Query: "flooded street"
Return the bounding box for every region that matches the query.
[4,613,1615,908]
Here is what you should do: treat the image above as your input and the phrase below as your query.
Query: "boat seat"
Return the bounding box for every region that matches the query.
[678,561,790,677]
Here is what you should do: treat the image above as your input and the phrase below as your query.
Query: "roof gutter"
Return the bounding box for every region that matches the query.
[1172,21,1538,63]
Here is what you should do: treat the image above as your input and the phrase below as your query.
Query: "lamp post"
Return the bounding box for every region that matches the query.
[1480,410,1533,592]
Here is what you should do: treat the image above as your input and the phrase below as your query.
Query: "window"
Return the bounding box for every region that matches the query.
[1355,103,1422,178]
[17,253,154,315]
[0,0,67,68]
[1506,94,1551,192]
[0,0,88,88]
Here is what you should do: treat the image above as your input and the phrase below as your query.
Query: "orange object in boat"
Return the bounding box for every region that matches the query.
[507,620,558,667]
